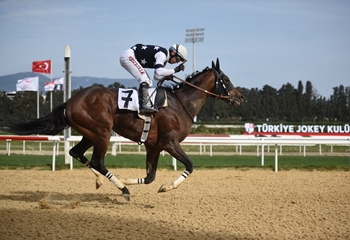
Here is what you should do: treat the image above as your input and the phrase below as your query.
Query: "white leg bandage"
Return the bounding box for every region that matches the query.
[106,172,125,190]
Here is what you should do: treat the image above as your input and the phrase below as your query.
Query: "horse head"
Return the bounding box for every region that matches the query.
[211,58,244,106]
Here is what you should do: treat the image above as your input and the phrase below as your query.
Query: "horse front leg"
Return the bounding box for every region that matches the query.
[122,149,160,185]
[68,137,105,189]
[158,142,193,193]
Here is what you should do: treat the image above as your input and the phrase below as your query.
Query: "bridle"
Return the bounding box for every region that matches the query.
[172,68,236,103]
[164,68,240,123]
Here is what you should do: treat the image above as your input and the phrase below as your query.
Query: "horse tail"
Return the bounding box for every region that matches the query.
[7,102,69,136]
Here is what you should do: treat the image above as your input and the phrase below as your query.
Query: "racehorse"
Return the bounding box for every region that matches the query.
[7,59,244,201]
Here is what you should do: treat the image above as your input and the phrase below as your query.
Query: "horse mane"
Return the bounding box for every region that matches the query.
[165,66,211,91]
[185,66,211,83]
[161,66,212,91]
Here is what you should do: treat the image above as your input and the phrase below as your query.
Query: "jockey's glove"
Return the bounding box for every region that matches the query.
[174,63,185,73]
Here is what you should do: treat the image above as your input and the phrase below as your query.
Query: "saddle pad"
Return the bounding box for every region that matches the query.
[118,88,157,112]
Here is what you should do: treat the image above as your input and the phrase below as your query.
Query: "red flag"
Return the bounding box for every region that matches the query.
[32,60,51,73]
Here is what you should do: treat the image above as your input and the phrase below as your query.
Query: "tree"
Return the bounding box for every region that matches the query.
[260,85,278,122]
[304,81,314,120]
[0,91,12,125]
[331,85,348,121]
[296,81,305,122]
[107,82,126,89]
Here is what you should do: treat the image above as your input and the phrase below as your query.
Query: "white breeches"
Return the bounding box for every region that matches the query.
[120,49,152,86]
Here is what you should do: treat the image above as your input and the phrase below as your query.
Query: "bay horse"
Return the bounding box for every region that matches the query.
[7,59,244,201]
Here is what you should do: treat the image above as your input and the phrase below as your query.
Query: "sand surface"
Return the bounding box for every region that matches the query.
[0,168,349,240]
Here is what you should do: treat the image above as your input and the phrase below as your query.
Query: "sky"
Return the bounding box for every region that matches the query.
[0,0,349,98]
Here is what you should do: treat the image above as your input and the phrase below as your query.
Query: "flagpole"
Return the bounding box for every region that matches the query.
[50,58,53,112]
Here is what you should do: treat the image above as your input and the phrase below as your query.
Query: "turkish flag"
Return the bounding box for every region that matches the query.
[32,60,51,73]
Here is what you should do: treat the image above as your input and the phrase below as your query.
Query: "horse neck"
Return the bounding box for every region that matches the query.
[176,71,215,116]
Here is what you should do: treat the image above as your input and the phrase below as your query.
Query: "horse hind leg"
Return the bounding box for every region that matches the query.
[89,141,130,201]
[91,164,130,201]
[69,137,105,189]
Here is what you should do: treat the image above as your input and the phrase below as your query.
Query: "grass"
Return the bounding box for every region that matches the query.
[0,153,349,171]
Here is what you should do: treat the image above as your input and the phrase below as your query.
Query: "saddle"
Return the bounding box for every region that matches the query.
[118,87,168,144]
[153,86,167,109]
[118,87,167,113]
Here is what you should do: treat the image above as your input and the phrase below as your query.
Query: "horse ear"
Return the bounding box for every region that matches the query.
[212,60,215,69]
[216,58,220,71]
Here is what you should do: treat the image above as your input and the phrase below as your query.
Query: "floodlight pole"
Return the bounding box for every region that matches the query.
[185,28,204,122]
[185,28,205,73]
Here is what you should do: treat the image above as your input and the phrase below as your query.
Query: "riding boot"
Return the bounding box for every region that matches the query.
[138,82,157,115]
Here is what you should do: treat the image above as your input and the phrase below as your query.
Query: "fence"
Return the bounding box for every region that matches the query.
[1,135,350,172]
[0,135,61,171]
[66,135,350,172]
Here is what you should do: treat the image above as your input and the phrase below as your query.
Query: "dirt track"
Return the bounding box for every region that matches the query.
[0,168,349,240]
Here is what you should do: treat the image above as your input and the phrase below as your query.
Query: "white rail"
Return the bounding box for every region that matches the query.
[66,135,350,172]
[0,135,61,171]
[2,135,349,172]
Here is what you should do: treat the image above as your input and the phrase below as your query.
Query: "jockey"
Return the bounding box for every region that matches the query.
[120,43,187,115]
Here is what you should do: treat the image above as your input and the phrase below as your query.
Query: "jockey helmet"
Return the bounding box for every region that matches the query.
[170,44,187,62]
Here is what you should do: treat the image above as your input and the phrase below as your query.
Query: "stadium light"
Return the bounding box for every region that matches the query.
[185,28,205,73]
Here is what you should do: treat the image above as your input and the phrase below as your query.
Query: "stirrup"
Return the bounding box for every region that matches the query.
[139,107,158,115]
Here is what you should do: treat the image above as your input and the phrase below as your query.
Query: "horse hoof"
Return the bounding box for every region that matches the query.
[95,177,104,189]
[121,187,130,201]
[122,194,130,201]
[157,184,167,193]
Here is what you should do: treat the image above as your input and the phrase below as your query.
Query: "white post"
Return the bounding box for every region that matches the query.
[52,141,57,171]
[319,144,322,155]
[112,142,117,156]
[275,144,278,172]
[210,144,212,156]
[172,157,177,171]
[6,139,11,156]
[64,46,72,165]
[261,144,265,166]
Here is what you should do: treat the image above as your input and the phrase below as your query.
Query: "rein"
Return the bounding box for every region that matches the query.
[172,72,231,101]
